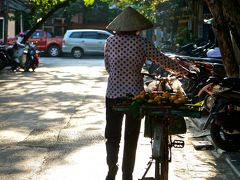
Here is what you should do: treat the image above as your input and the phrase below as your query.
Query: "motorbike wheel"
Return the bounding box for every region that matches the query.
[24,67,30,72]
[24,58,35,72]
[24,62,30,72]
[210,122,240,151]
[11,61,19,71]
[32,64,37,71]
[0,53,7,70]
[0,59,6,70]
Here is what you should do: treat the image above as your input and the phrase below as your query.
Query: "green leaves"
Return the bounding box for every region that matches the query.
[129,98,146,118]
[84,0,95,6]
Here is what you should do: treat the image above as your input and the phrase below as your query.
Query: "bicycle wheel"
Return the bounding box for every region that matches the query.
[153,120,169,180]
[155,153,169,180]
[160,126,169,180]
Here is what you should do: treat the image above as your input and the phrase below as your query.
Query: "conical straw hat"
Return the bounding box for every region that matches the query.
[106,7,153,31]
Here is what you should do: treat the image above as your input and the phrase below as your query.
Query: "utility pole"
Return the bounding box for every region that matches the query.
[3,0,8,43]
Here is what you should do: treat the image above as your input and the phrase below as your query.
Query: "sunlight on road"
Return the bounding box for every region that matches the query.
[38,144,108,180]
[49,83,88,93]
[0,130,26,143]
[40,111,63,119]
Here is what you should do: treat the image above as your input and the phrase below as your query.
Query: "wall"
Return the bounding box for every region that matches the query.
[8,13,15,38]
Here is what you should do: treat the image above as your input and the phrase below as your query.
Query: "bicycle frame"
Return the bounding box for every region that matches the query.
[152,117,169,180]
[141,109,186,180]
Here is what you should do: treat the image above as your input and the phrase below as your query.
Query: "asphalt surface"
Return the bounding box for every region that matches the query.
[0,57,239,180]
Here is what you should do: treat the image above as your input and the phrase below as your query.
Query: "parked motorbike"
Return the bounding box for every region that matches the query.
[22,42,39,72]
[177,40,215,57]
[173,56,226,102]
[0,42,23,70]
[0,42,39,71]
[197,76,223,112]
[192,42,215,57]
[202,77,240,151]
[0,45,7,69]
[143,55,226,106]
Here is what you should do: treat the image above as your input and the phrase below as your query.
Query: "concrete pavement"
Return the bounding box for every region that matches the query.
[191,115,240,178]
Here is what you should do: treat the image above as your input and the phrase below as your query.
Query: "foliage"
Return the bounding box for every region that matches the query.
[102,0,190,44]
[175,27,192,45]
[11,0,96,27]
[102,0,167,21]
[61,0,118,26]
[10,0,118,30]
[101,0,187,22]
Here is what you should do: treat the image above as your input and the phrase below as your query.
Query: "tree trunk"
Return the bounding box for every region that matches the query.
[205,0,239,77]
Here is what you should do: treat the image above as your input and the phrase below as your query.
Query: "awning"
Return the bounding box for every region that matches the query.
[8,0,30,12]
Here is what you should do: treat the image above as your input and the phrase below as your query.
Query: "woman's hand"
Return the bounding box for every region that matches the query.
[186,71,198,80]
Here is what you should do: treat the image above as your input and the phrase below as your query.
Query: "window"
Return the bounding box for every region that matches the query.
[82,32,98,39]
[70,32,82,38]
[98,33,110,40]
[47,32,53,38]
[32,31,44,38]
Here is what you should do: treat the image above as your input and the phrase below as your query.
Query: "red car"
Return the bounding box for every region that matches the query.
[7,30,63,57]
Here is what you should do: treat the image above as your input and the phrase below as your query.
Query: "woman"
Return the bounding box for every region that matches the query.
[104,7,190,180]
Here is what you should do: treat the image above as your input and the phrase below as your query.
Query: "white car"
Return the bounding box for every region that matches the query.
[62,29,112,58]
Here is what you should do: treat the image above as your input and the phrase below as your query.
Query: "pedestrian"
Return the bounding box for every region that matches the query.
[104,7,191,180]
[17,32,25,43]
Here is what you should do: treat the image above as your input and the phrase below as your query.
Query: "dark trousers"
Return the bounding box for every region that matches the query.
[105,98,142,180]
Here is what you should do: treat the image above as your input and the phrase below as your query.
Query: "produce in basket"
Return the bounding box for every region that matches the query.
[114,92,203,119]
[132,90,188,105]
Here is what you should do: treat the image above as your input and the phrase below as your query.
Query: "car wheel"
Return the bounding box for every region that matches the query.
[48,45,60,57]
[72,48,84,59]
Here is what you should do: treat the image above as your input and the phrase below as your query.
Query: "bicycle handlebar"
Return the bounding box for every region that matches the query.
[142,72,182,81]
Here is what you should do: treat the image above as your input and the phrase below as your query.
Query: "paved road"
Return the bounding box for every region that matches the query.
[0,57,238,180]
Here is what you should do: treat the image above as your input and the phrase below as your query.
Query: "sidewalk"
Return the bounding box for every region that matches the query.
[191,116,240,178]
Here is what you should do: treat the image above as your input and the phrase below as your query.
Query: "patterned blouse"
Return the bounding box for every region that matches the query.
[104,34,188,99]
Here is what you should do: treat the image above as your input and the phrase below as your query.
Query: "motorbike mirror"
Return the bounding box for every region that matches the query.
[204,18,214,24]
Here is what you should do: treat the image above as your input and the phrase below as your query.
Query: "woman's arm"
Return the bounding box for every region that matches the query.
[104,41,110,73]
[145,41,189,76]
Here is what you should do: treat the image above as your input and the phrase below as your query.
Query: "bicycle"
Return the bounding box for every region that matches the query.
[141,105,201,180]
[113,73,202,180]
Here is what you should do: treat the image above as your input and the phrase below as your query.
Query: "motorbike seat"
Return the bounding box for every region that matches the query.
[0,45,7,51]
[222,78,240,90]
[207,76,222,84]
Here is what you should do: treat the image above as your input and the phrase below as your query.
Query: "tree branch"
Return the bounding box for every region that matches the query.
[22,0,75,43]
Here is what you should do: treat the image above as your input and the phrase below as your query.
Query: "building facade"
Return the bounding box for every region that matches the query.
[0,0,27,42]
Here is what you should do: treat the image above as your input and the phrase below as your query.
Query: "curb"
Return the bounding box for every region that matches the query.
[225,152,240,178]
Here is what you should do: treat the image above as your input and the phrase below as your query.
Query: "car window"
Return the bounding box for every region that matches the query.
[69,32,82,38]
[47,32,53,38]
[98,33,110,40]
[32,31,44,38]
[82,32,98,39]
